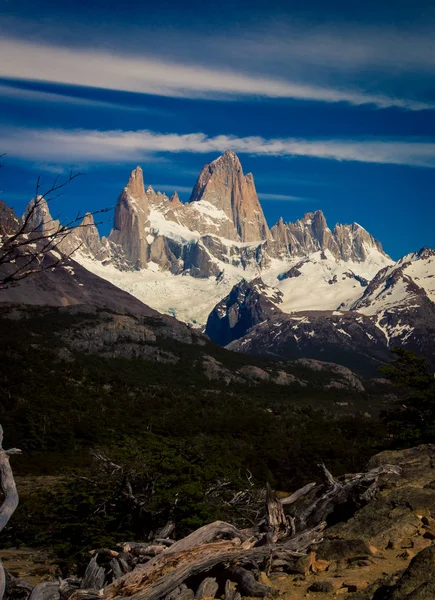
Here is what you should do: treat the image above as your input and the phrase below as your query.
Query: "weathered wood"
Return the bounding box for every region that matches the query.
[282,522,326,552]
[265,484,290,543]
[109,559,124,582]
[174,590,193,600]
[82,555,106,590]
[280,483,316,506]
[0,564,5,600]
[154,540,175,547]
[223,581,240,600]
[59,578,81,600]
[165,584,189,600]
[194,577,219,600]
[104,541,276,600]
[155,522,175,540]
[29,582,60,600]
[68,590,102,600]
[226,567,277,598]
[4,570,34,600]
[166,522,249,554]
[0,425,21,600]
[298,464,401,530]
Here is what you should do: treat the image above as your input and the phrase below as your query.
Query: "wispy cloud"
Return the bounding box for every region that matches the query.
[3,126,435,168]
[0,82,170,114]
[258,193,305,201]
[0,37,432,111]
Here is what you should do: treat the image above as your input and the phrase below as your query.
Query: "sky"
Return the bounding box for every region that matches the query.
[0,0,434,259]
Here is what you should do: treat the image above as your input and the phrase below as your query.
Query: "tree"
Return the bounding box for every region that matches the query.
[0,168,110,289]
[381,347,435,444]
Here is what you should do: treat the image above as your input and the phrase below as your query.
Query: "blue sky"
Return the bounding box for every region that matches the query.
[0,0,434,259]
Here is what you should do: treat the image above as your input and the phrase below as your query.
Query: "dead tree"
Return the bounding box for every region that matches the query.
[0,425,21,600]
[0,172,111,289]
[0,428,400,600]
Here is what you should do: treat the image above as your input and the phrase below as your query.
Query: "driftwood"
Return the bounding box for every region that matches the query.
[297,463,402,530]
[194,577,218,600]
[225,567,277,598]
[0,425,21,600]
[4,571,33,600]
[28,582,60,600]
[0,423,402,600]
[223,580,240,600]
[265,483,290,543]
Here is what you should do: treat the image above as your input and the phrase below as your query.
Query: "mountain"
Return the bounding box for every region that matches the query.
[206,278,283,346]
[216,248,435,374]
[52,152,390,327]
[14,151,434,371]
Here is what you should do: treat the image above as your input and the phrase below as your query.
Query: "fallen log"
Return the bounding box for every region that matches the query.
[29,582,60,600]
[104,540,279,600]
[4,570,34,600]
[165,522,249,554]
[194,577,218,600]
[297,463,401,530]
[225,566,277,598]
[223,581,240,600]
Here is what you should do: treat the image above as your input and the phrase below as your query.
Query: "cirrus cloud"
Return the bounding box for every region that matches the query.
[0,37,433,111]
[2,126,435,168]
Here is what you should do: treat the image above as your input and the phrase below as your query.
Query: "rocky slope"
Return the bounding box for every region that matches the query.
[208,246,435,374]
[206,278,283,346]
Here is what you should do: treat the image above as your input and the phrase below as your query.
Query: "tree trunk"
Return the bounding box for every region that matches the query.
[0,425,21,600]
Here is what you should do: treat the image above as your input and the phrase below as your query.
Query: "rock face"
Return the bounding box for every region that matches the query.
[109,167,150,268]
[22,197,61,234]
[270,211,385,262]
[0,200,20,234]
[189,150,270,242]
[205,278,283,346]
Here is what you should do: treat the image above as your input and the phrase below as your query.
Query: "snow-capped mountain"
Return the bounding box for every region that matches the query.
[214,249,435,373]
[18,150,434,371]
[52,150,391,325]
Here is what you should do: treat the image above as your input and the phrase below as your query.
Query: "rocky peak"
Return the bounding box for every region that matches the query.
[333,221,385,261]
[189,151,270,242]
[126,167,147,204]
[109,167,151,268]
[416,246,435,260]
[22,196,61,235]
[0,201,20,235]
[169,192,182,208]
[74,212,102,255]
[205,277,283,346]
[271,210,387,262]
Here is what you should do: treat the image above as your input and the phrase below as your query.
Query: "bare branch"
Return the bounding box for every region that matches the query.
[0,169,112,289]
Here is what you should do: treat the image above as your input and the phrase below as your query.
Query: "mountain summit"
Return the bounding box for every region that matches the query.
[189,150,270,242]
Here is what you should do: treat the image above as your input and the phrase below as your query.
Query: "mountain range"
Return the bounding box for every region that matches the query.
[2,150,434,373]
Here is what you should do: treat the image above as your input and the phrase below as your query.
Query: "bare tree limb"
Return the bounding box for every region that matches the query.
[0,170,112,289]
